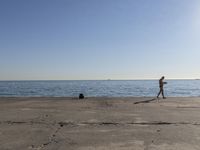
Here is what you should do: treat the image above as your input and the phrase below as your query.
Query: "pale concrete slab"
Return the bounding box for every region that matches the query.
[0,97,200,150]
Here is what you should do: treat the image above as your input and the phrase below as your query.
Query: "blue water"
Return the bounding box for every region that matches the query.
[0,80,200,97]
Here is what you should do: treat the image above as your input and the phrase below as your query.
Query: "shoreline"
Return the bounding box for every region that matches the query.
[0,96,200,99]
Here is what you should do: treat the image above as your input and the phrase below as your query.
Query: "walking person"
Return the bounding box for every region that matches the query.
[157,76,167,99]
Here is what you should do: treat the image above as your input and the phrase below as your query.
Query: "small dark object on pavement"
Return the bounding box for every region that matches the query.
[79,93,84,99]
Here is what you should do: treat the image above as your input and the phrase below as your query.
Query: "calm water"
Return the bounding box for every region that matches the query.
[0,80,200,97]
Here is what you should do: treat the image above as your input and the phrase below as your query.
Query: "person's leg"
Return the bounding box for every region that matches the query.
[157,89,161,98]
[161,89,166,99]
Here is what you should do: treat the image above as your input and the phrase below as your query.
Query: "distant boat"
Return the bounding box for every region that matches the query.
[195,79,200,80]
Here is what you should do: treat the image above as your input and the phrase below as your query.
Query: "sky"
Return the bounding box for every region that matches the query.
[0,0,200,80]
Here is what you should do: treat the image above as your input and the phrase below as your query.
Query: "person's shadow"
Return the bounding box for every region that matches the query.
[134,98,156,104]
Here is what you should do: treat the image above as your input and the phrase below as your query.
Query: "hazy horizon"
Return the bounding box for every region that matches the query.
[0,78,199,81]
[1,0,200,80]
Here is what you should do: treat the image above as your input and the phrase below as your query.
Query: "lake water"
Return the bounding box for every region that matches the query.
[0,80,200,97]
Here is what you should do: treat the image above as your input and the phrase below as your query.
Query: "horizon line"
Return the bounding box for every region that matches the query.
[0,78,199,81]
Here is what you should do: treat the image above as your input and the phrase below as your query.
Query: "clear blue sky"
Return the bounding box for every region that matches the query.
[0,0,200,80]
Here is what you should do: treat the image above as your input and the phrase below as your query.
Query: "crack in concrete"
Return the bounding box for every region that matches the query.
[0,121,60,150]
[29,126,61,150]
[0,121,50,126]
[1,120,200,149]
[0,121,200,127]
[1,120,200,126]
[58,121,200,126]
[176,106,200,108]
